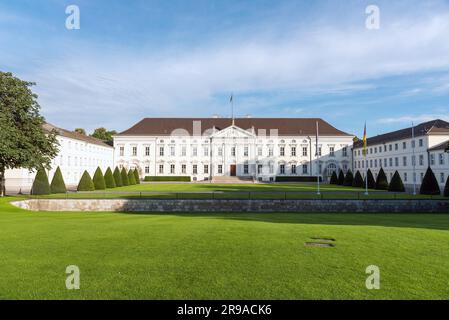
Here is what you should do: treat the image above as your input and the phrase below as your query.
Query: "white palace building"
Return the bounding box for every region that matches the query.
[113,118,354,182]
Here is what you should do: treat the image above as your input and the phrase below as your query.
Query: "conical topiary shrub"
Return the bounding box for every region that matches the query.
[329,171,338,185]
[133,169,140,184]
[420,167,441,195]
[77,171,95,191]
[444,175,449,197]
[352,171,364,188]
[104,167,116,188]
[337,170,345,185]
[376,168,389,190]
[388,171,405,192]
[93,167,106,190]
[50,167,67,194]
[343,169,354,186]
[121,168,129,186]
[32,168,51,195]
[366,169,376,189]
[113,167,123,187]
[128,169,136,185]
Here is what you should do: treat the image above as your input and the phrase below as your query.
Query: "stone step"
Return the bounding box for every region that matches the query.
[211,176,255,184]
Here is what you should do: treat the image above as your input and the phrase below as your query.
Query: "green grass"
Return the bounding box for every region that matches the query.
[27,183,445,200]
[1,196,449,299]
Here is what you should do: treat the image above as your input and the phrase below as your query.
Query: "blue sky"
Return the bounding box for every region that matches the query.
[1,0,449,137]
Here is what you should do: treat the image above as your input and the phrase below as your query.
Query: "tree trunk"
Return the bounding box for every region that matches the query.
[0,167,5,197]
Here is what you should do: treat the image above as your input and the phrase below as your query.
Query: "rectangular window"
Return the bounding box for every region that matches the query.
[329,147,335,157]
[343,147,348,157]
[132,146,137,156]
[268,147,273,157]
[389,145,392,151]
[419,155,424,166]
[439,154,444,165]
[192,147,197,157]
[395,143,398,151]
[218,165,223,174]
[204,147,209,157]
[404,172,408,182]
[280,164,285,174]
[244,146,249,157]
[204,165,209,174]
[280,147,285,156]
[145,166,150,174]
[291,165,296,174]
[257,164,262,174]
[257,147,262,156]
[389,158,393,167]
[218,147,223,157]
[441,173,445,183]
[182,164,186,174]
[193,165,198,174]
[181,146,186,156]
[119,147,124,157]
[403,156,407,166]
[231,147,236,157]
[419,139,423,147]
[430,154,435,166]
[403,142,407,149]
[159,147,164,156]
[302,164,308,174]
[170,146,175,157]
[145,146,150,156]
[384,158,387,167]
[170,164,175,174]
[318,146,322,157]
[395,157,399,167]
[158,164,164,174]
[244,164,249,174]
[302,147,308,157]
[291,147,296,157]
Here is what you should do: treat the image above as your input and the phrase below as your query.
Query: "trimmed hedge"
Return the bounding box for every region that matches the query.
[128,169,136,185]
[352,171,364,188]
[366,169,376,189]
[77,171,95,191]
[388,171,405,192]
[275,176,322,182]
[104,167,116,188]
[93,167,106,190]
[50,167,66,194]
[337,170,345,185]
[329,171,338,185]
[113,167,123,187]
[144,176,191,182]
[444,175,449,197]
[121,168,129,186]
[343,170,354,187]
[32,168,51,195]
[376,168,389,190]
[133,169,140,184]
[420,167,441,195]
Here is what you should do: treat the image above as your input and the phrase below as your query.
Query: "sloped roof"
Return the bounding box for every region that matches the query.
[43,123,113,148]
[428,140,449,152]
[354,119,449,149]
[117,118,352,137]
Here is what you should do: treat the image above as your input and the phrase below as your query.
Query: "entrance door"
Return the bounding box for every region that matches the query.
[230,165,236,176]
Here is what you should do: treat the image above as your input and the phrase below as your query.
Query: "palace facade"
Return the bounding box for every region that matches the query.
[113,118,354,182]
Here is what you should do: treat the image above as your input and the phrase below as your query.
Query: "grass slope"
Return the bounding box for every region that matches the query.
[1,197,449,299]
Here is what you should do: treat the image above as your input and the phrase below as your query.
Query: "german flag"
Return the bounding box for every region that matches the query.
[362,122,367,156]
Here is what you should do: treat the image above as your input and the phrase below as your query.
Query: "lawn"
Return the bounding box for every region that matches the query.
[1,196,449,299]
[28,182,444,200]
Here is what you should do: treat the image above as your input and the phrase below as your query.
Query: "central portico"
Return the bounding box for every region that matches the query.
[113,117,353,182]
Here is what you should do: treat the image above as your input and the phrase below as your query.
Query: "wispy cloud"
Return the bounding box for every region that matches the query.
[378,114,449,124]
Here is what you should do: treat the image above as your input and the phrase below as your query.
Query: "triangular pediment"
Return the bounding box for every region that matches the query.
[210,125,256,138]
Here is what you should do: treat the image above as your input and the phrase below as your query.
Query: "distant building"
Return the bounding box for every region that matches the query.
[5,123,114,193]
[353,119,449,190]
[113,118,354,182]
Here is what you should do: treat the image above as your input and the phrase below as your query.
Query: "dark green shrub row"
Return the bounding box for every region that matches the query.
[144,176,191,182]
[275,176,322,182]
[78,167,141,191]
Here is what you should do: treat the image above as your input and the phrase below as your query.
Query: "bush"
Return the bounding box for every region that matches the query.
[104,167,116,188]
[444,175,449,197]
[93,167,106,190]
[366,169,376,189]
[376,168,389,190]
[388,171,405,192]
[133,169,140,184]
[144,176,191,182]
[77,171,95,191]
[337,170,345,185]
[121,168,129,186]
[32,168,51,195]
[113,167,123,187]
[352,171,364,188]
[420,167,441,195]
[329,171,338,185]
[343,170,354,186]
[275,176,322,182]
[50,167,66,194]
[128,169,136,185]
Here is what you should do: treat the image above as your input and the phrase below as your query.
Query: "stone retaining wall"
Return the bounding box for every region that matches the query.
[11,199,449,213]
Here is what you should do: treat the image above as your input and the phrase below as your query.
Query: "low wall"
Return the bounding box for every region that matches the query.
[11,199,449,213]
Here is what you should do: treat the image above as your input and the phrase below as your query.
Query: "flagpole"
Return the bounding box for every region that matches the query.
[364,122,369,196]
[231,93,235,126]
[412,122,416,196]
[316,121,320,195]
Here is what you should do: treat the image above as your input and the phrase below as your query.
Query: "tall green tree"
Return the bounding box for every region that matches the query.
[420,167,441,195]
[366,169,376,189]
[343,169,354,186]
[104,167,116,188]
[77,171,95,191]
[74,128,86,135]
[0,72,58,196]
[93,167,106,190]
[337,170,345,185]
[113,167,123,187]
[31,168,51,195]
[121,168,129,186]
[133,169,140,184]
[352,171,364,188]
[444,175,449,198]
[376,168,389,190]
[388,171,405,192]
[127,169,136,185]
[90,127,117,142]
[50,167,67,194]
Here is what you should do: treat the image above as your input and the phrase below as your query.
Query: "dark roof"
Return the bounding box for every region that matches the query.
[43,123,113,148]
[354,119,449,149]
[117,118,351,137]
[428,140,449,152]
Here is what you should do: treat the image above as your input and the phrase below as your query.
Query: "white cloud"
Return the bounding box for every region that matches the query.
[378,114,449,124]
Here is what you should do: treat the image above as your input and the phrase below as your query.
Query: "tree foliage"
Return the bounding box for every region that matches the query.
[337,170,345,185]
[329,171,338,185]
[113,167,123,187]
[127,169,136,185]
[50,166,66,194]
[420,167,441,195]
[31,168,51,195]
[0,72,58,196]
[343,169,354,186]
[133,169,140,184]
[104,167,116,188]
[121,168,129,186]
[74,128,86,135]
[366,169,376,189]
[77,171,95,191]
[90,127,117,142]
[93,167,106,190]
[352,171,364,188]
[444,175,449,198]
[376,168,389,190]
[388,171,405,192]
